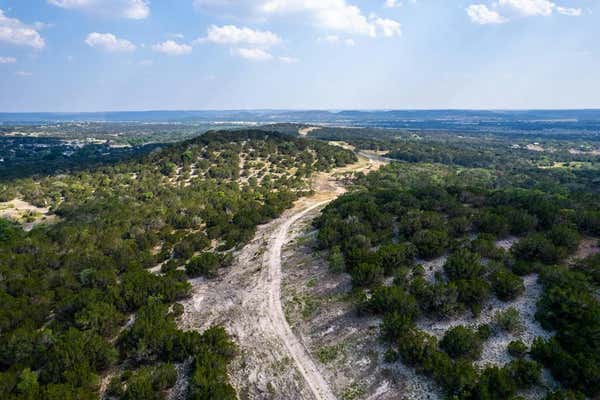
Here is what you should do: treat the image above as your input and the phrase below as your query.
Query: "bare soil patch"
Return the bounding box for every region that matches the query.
[0,198,57,231]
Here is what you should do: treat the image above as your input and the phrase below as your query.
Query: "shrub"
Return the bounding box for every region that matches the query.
[369,286,420,320]
[507,340,528,358]
[376,243,417,274]
[413,229,449,259]
[444,249,484,281]
[545,390,586,400]
[474,366,517,400]
[350,263,384,287]
[491,268,525,301]
[493,307,523,334]
[186,252,223,278]
[381,312,413,342]
[440,326,483,360]
[455,278,491,316]
[507,359,541,388]
[328,246,345,273]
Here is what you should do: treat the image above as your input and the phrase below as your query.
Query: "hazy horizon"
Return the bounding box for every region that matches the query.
[1,0,599,112]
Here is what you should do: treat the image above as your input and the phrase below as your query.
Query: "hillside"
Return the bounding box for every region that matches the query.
[0,130,356,400]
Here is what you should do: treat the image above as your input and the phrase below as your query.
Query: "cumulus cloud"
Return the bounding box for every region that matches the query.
[152,40,192,55]
[0,56,17,63]
[385,0,417,8]
[231,47,273,61]
[85,32,136,52]
[467,0,583,24]
[261,0,401,38]
[498,0,554,17]
[0,9,46,49]
[195,1,401,39]
[48,0,150,19]
[374,18,402,37]
[197,25,281,47]
[466,4,507,24]
[556,6,582,16]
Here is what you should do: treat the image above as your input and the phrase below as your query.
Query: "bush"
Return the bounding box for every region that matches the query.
[545,390,586,400]
[376,243,417,274]
[513,234,563,264]
[369,286,420,320]
[413,229,449,259]
[507,340,528,358]
[493,308,523,334]
[474,366,517,400]
[444,249,484,281]
[186,252,222,278]
[327,246,345,273]
[507,359,541,388]
[491,268,525,301]
[440,326,483,360]
[455,278,491,316]
[350,263,384,287]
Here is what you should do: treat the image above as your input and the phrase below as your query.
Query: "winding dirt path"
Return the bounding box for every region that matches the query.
[266,199,338,400]
[177,151,386,400]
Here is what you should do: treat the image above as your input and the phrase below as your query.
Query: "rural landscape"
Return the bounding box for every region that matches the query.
[1,111,599,400]
[1,1,599,399]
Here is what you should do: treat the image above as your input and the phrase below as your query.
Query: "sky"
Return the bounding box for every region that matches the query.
[0,0,598,112]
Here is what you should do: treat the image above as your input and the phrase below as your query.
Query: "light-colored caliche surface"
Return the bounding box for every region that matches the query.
[176,152,386,400]
[267,200,338,400]
[298,126,322,136]
[0,198,57,231]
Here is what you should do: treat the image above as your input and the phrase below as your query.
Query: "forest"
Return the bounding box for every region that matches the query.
[0,129,356,400]
[314,138,600,400]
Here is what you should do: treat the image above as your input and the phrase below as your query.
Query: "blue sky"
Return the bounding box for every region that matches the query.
[0,0,598,111]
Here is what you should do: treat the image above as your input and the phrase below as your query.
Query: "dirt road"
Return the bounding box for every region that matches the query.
[177,151,386,399]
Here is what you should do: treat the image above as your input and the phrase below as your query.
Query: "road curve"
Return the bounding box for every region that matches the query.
[264,199,337,400]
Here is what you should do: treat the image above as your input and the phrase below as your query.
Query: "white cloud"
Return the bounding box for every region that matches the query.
[467,0,584,24]
[385,0,416,7]
[16,71,32,77]
[279,56,299,63]
[498,0,554,17]
[0,9,45,49]
[85,32,136,52]
[152,40,192,55]
[466,4,507,24]
[374,18,402,37]
[193,1,401,39]
[260,0,401,38]
[231,47,273,61]
[48,0,150,19]
[198,25,281,47]
[556,6,582,16]
[0,56,16,63]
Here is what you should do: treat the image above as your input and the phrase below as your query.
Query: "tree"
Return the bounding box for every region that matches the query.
[369,286,420,320]
[507,340,528,358]
[376,243,417,275]
[491,268,525,301]
[328,246,345,273]
[440,326,483,360]
[493,307,523,334]
[444,249,484,281]
[186,252,223,278]
[413,229,449,259]
[350,263,384,287]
